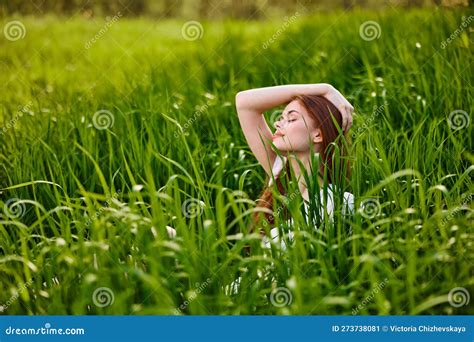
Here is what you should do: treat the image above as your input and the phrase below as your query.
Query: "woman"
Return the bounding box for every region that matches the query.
[235,83,355,250]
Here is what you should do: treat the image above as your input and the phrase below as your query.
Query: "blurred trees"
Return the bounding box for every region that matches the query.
[0,0,470,18]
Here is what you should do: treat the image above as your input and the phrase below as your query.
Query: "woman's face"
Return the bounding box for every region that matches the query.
[272,100,322,153]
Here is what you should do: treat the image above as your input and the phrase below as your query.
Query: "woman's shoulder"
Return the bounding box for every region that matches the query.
[268,155,287,186]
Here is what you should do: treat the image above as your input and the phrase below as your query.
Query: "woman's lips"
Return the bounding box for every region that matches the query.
[272,133,283,140]
[272,132,284,140]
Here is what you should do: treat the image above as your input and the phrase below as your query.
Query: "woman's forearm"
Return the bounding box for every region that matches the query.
[235,83,332,112]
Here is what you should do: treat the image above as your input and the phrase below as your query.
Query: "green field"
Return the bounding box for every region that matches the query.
[0,9,473,314]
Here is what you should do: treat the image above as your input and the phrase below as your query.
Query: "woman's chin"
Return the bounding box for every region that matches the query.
[274,146,291,154]
[273,139,299,153]
[273,142,285,151]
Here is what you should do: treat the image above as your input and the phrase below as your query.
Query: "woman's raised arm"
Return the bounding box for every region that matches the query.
[235,83,354,177]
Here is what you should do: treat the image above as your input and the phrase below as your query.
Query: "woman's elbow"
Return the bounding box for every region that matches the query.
[235,91,248,111]
[235,91,244,110]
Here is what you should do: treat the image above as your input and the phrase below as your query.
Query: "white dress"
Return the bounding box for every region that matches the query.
[223,156,355,295]
[262,155,355,250]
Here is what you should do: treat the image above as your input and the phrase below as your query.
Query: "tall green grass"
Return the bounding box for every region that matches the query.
[0,9,473,314]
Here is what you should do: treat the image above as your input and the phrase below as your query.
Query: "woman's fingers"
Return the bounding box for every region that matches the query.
[340,106,349,132]
[345,106,354,133]
[323,87,354,134]
[339,104,351,133]
[342,100,354,133]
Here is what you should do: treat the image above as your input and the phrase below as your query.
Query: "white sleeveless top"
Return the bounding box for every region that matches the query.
[263,155,355,250]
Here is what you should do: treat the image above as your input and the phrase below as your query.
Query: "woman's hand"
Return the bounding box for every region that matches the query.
[322,85,354,134]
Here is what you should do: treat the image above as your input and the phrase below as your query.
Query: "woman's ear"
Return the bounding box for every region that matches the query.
[312,128,323,144]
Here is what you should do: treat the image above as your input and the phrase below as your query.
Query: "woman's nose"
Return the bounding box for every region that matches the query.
[274,119,285,130]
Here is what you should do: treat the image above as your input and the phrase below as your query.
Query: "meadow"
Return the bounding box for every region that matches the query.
[0,8,473,314]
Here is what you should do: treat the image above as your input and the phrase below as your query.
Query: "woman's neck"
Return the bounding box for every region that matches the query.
[286,152,324,202]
